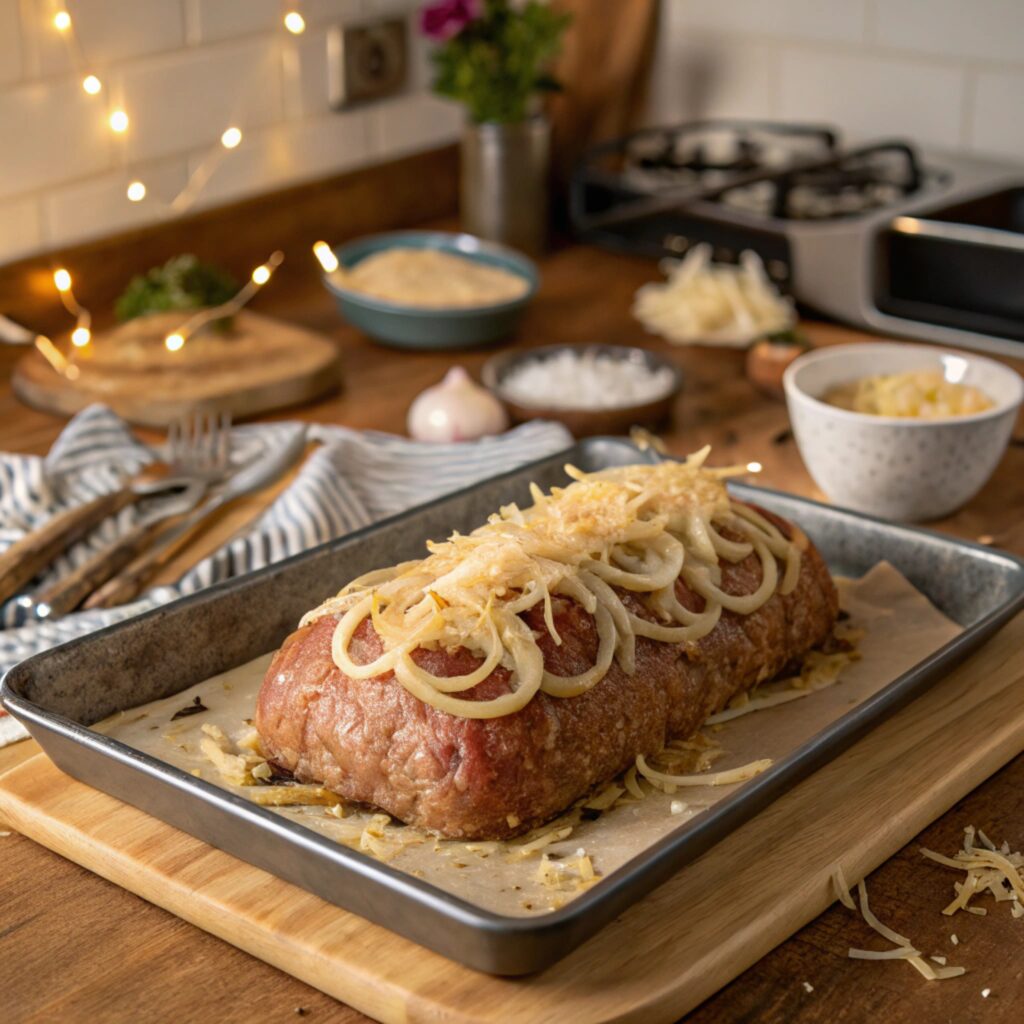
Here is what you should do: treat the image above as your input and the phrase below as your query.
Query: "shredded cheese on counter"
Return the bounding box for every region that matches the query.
[921,826,1024,918]
[832,866,967,981]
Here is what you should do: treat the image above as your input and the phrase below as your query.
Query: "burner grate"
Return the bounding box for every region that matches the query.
[718,142,927,221]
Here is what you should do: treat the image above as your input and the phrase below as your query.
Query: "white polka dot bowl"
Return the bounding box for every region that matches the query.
[783,342,1023,522]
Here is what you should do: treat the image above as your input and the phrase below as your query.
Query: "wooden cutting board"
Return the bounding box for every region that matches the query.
[1,611,1022,1024]
[12,310,342,427]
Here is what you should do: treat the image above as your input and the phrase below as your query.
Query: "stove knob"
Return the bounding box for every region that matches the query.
[767,259,789,281]
[663,234,690,254]
[714,246,735,263]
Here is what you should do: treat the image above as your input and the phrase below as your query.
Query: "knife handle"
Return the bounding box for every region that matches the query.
[84,516,201,610]
[0,488,134,606]
[32,519,163,618]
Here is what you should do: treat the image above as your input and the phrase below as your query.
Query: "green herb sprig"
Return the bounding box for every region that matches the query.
[115,254,239,325]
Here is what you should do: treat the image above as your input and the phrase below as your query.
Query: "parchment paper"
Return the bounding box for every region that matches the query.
[98,562,963,917]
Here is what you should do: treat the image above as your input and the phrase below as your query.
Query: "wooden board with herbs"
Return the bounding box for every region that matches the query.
[0,609,1021,1023]
[13,309,342,427]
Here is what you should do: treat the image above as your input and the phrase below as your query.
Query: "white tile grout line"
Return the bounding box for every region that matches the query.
[959,68,978,150]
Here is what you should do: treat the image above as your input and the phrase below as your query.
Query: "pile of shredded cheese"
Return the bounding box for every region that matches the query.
[632,244,795,347]
[921,826,1024,920]
[833,827,1023,985]
[304,449,803,719]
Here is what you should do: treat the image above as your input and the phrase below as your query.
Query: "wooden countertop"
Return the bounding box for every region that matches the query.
[2,237,1023,1023]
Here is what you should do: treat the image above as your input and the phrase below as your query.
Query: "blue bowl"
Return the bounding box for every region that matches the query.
[321,231,539,350]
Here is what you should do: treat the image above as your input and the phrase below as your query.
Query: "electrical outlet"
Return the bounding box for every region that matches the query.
[327,18,408,109]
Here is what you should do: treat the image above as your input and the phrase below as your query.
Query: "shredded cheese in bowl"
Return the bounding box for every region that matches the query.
[823,370,994,419]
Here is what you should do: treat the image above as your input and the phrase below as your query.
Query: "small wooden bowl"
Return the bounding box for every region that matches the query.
[482,344,683,437]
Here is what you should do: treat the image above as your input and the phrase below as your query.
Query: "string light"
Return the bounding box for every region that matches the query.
[34,334,80,380]
[746,461,763,474]
[163,251,284,352]
[170,124,246,212]
[50,5,289,216]
[52,268,92,355]
[312,241,339,273]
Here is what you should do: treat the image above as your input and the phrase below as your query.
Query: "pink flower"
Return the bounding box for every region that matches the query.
[420,0,481,41]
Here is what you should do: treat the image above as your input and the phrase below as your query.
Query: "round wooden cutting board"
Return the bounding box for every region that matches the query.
[13,310,342,427]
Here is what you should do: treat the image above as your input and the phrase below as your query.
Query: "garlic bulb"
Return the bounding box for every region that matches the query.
[407,366,509,442]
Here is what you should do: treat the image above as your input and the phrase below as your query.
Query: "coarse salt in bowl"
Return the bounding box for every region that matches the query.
[482,344,683,437]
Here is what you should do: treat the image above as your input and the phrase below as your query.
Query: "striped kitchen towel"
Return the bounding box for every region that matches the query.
[0,405,573,746]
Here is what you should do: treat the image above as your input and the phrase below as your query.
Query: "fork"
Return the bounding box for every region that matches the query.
[18,411,233,617]
[167,411,233,483]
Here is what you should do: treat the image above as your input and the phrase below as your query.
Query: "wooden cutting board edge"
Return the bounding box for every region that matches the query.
[11,311,344,427]
[1,612,1022,1024]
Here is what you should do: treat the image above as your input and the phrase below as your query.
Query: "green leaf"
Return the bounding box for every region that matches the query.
[115,254,239,325]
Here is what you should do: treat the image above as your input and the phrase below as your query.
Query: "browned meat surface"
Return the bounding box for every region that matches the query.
[255,506,839,839]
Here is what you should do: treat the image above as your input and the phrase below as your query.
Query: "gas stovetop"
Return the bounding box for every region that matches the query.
[571,120,1024,357]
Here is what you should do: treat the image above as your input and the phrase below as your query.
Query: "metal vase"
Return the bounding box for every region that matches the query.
[460,116,550,256]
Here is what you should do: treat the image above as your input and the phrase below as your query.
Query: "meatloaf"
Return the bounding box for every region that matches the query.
[255,505,838,840]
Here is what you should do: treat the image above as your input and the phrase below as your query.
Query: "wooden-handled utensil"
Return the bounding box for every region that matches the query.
[0,411,232,611]
[0,466,182,607]
[30,480,207,618]
[85,427,309,609]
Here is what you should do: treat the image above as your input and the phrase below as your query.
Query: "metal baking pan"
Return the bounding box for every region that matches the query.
[4,437,1024,975]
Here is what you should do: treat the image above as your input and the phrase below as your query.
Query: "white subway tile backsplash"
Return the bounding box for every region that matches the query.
[188,110,370,208]
[26,0,184,77]
[971,70,1024,160]
[302,0,370,28]
[0,78,111,199]
[42,159,189,247]
[189,0,283,43]
[874,0,1024,65]
[283,28,332,118]
[778,49,965,149]
[665,0,867,45]
[370,93,462,160]
[647,32,778,124]
[190,0,373,43]
[409,21,438,94]
[118,39,284,163]
[0,0,23,86]
[0,195,41,263]
[2,0,1024,269]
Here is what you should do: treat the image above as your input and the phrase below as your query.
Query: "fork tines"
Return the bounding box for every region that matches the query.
[167,410,232,480]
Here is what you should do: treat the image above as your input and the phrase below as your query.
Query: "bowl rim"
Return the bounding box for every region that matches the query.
[481,342,684,414]
[783,341,1024,428]
[321,230,539,318]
